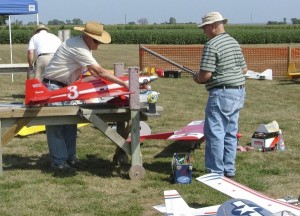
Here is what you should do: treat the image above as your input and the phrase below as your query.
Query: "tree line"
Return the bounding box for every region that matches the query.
[2,15,300,26]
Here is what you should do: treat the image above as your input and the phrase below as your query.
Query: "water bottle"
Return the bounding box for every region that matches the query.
[277,129,285,152]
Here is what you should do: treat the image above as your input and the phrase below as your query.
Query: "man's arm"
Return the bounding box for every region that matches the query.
[193,69,212,84]
[242,67,248,74]
[87,63,129,89]
[27,50,35,69]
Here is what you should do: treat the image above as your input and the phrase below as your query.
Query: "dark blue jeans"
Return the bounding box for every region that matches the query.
[44,82,78,166]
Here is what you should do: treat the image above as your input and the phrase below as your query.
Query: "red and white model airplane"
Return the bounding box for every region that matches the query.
[154,173,300,216]
[128,120,242,151]
[138,120,205,142]
[25,75,158,106]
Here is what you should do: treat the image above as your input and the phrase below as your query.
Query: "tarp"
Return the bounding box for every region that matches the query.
[0,0,38,68]
[0,0,38,15]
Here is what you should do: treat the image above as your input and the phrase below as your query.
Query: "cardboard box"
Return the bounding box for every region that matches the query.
[251,121,281,151]
[251,131,279,150]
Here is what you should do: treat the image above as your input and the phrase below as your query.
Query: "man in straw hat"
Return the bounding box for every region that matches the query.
[27,24,62,80]
[42,21,129,175]
[193,12,248,179]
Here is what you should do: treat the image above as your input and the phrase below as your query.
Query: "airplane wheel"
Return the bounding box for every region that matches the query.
[129,165,146,180]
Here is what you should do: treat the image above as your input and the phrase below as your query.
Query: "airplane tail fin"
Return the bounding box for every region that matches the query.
[260,69,273,80]
[25,79,51,105]
[164,190,192,215]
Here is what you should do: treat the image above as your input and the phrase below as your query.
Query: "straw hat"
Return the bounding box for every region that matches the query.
[74,22,111,44]
[34,24,50,33]
[198,12,228,28]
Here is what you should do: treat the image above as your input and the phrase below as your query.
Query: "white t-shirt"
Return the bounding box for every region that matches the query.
[28,30,62,57]
[44,35,97,84]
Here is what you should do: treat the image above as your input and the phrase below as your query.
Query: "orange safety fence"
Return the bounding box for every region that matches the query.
[139,45,300,79]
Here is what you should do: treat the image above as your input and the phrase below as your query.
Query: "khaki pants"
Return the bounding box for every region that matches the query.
[34,54,54,81]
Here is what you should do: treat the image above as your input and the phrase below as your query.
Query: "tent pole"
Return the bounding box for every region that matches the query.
[8,16,12,64]
[8,16,14,82]
[36,13,39,25]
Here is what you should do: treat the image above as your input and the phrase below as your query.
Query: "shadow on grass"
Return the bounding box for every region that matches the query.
[2,153,129,178]
[278,79,300,85]
[12,94,25,99]
[154,140,202,158]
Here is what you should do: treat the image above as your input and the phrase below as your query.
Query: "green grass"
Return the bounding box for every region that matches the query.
[0,45,300,215]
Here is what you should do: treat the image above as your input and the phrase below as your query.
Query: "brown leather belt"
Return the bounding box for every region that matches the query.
[214,85,245,89]
[38,53,53,57]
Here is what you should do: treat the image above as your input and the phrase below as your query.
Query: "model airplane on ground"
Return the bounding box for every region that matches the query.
[25,75,158,106]
[138,120,205,142]
[127,120,242,151]
[245,69,273,80]
[196,173,300,215]
[16,123,89,137]
[154,173,300,215]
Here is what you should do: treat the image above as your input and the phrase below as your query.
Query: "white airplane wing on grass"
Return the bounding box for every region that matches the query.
[196,173,300,215]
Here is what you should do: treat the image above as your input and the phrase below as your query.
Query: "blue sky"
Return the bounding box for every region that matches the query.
[14,0,300,25]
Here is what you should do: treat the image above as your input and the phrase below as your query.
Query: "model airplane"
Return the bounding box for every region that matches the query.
[126,120,205,151]
[17,123,89,137]
[196,173,300,215]
[153,189,220,215]
[127,120,242,151]
[138,120,205,142]
[154,173,300,215]
[25,75,158,105]
[245,69,273,80]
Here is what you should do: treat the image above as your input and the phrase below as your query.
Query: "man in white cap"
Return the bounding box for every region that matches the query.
[43,21,129,175]
[193,12,248,179]
[27,24,62,80]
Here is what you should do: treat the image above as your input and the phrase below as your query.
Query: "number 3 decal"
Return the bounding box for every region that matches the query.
[67,86,79,99]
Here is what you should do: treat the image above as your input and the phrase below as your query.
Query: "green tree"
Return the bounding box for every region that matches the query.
[48,19,65,25]
[169,17,176,24]
[0,15,9,25]
[291,18,300,24]
[72,18,83,25]
[138,18,148,25]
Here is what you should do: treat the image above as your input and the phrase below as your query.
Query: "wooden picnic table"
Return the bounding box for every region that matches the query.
[0,103,162,179]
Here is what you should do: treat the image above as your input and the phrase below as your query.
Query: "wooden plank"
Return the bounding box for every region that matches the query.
[130,110,142,166]
[0,63,28,73]
[0,106,80,118]
[2,117,32,145]
[83,113,131,155]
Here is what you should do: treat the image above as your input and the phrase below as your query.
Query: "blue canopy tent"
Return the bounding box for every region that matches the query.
[0,0,39,64]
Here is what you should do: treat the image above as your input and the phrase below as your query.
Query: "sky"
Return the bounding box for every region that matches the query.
[13,0,300,25]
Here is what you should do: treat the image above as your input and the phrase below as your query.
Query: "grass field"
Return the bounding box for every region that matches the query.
[0,45,300,215]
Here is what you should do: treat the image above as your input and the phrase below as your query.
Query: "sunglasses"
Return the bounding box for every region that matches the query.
[93,38,100,45]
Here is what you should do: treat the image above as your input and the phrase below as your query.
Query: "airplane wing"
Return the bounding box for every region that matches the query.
[153,190,219,216]
[245,69,273,80]
[217,198,274,216]
[196,173,300,215]
[168,120,205,141]
[136,120,205,142]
